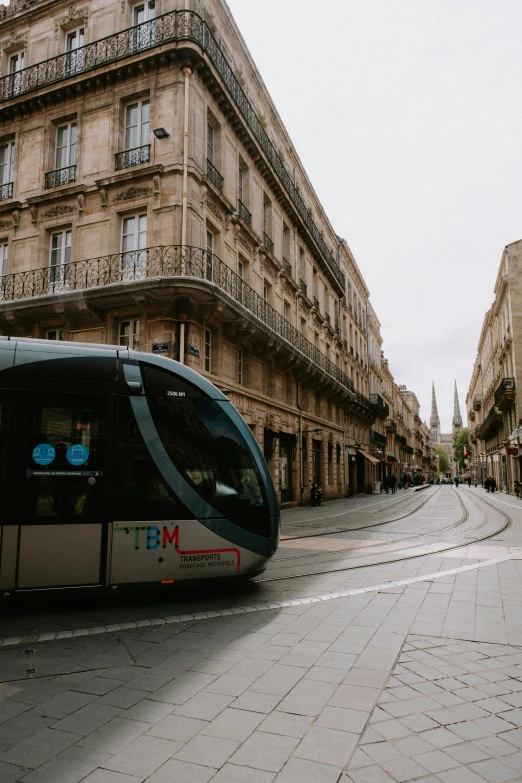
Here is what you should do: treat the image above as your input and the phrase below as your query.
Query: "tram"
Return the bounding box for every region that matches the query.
[0,337,279,593]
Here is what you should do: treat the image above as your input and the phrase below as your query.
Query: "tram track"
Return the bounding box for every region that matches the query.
[258,487,512,582]
[281,487,439,540]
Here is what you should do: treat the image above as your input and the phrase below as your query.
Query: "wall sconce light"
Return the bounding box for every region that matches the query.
[153,127,170,139]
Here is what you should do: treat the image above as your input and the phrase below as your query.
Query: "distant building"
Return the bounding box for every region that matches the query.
[430,381,463,474]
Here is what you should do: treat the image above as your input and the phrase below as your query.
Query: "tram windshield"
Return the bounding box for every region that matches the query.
[144,368,269,536]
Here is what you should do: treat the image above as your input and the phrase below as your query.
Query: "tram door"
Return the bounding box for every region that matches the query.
[5,391,108,589]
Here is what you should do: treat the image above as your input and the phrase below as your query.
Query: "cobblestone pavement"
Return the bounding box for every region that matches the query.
[1,488,522,781]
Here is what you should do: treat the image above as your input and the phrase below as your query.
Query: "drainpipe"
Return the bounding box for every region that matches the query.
[181,65,192,263]
[179,65,191,365]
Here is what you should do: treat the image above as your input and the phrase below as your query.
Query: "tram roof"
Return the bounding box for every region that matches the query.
[0,336,228,400]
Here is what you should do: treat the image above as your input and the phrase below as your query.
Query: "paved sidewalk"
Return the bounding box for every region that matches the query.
[1,492,522,781]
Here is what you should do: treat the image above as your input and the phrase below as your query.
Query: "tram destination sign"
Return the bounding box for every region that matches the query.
[152,342,169,354]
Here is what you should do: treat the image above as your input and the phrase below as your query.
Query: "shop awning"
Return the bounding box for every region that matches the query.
[357,449,382,465]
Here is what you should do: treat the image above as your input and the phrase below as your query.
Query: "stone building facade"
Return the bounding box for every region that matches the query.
[0,0,430,503]
[467,240,520,491]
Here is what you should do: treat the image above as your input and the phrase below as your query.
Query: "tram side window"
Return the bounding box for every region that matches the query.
[0,394,9,518]
[114,396,192,521]
[147,396,270,537]
[23,394,105,522]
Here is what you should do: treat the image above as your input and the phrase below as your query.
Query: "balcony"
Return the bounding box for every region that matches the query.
[44,165,76,189]
[313,296,319,310]
[282,258,291,276]
[0,182,13,201]
[0,244,376,421]
[299,278,308,298]
[371,430,387,446]
[237,200,251,227]
[263,232,274,254]
[494,377,516,411]
[324,312,331,325]
[475,405,503,439]
[115,145,150,171]
[206,158,223,191]
[473,394,482,411]
[395,434,407,445]
[0,8,345,294]
[370,394,389,419]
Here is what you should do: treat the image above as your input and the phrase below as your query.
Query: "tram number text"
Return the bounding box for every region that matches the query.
[167,391,186,397]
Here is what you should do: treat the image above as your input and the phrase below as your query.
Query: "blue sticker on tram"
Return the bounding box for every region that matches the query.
[32,443,56,466]
[66,444,89,466]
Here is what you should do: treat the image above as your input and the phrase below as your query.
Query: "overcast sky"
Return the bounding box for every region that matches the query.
[227,0,522,431]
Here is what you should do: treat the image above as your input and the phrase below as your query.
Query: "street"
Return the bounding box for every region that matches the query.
[0,486,522,781]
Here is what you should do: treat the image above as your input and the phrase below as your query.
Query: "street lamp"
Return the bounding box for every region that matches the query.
[153,127,170,139]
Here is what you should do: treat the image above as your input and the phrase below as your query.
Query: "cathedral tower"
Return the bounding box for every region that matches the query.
[430,382,440,442]
[452,380,463,434]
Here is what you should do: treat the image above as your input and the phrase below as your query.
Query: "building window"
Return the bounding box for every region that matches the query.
[46,328,64,341]
[205,229,214,280]
[0,242,7,277]
[56,122,77,169]
[207,122,214,165]
[65,27,85,74]
[237,348,243,385]
[121,214,147,274]
[119,319,140,350]
[117,100,150,169]
[283,223,290,265]
[6,51,24,97]
[50,229,72,286]
[238,165,244,204]
[125,99,150,151]
[0,141,14,200]
[204,328,212,372]
[132,1,156,49]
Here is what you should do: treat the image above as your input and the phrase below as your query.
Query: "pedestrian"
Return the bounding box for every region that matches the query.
[383,477,388,494]
[490,476,497,493]
[467,476,471,487]
[454,476,459,488]
[485,476,491,492]
[389,475,397,494]
[473,478,478,488]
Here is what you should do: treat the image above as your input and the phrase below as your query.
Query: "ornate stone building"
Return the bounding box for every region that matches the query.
[0,0,392,505]
[467,240,520,491]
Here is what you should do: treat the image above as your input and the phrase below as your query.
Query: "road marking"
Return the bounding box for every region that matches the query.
[0,554,513,649]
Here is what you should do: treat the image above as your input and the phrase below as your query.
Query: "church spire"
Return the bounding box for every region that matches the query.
[430,382,440,430]
[452,380,463,433]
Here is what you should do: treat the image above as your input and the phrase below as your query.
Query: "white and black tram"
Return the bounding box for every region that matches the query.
[0,337,279,593]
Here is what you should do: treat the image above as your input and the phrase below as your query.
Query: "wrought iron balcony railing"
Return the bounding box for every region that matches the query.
[44,165,76,189]
[343,339,348,351]
[263,232,274,254]
[371,430,387,446]
[0,244,374,417]
[0,182,13,201]
[475,405,503,439]
[206,158,223,191]
[370,394,389,419]
[237,200,251,226]
[494,377,515,410]
[313,296,319,310]
[299,279,307,297]
[0,8,345,291]
[324,312,331,325]
[115,145,150,171]
[282,258,291,275]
